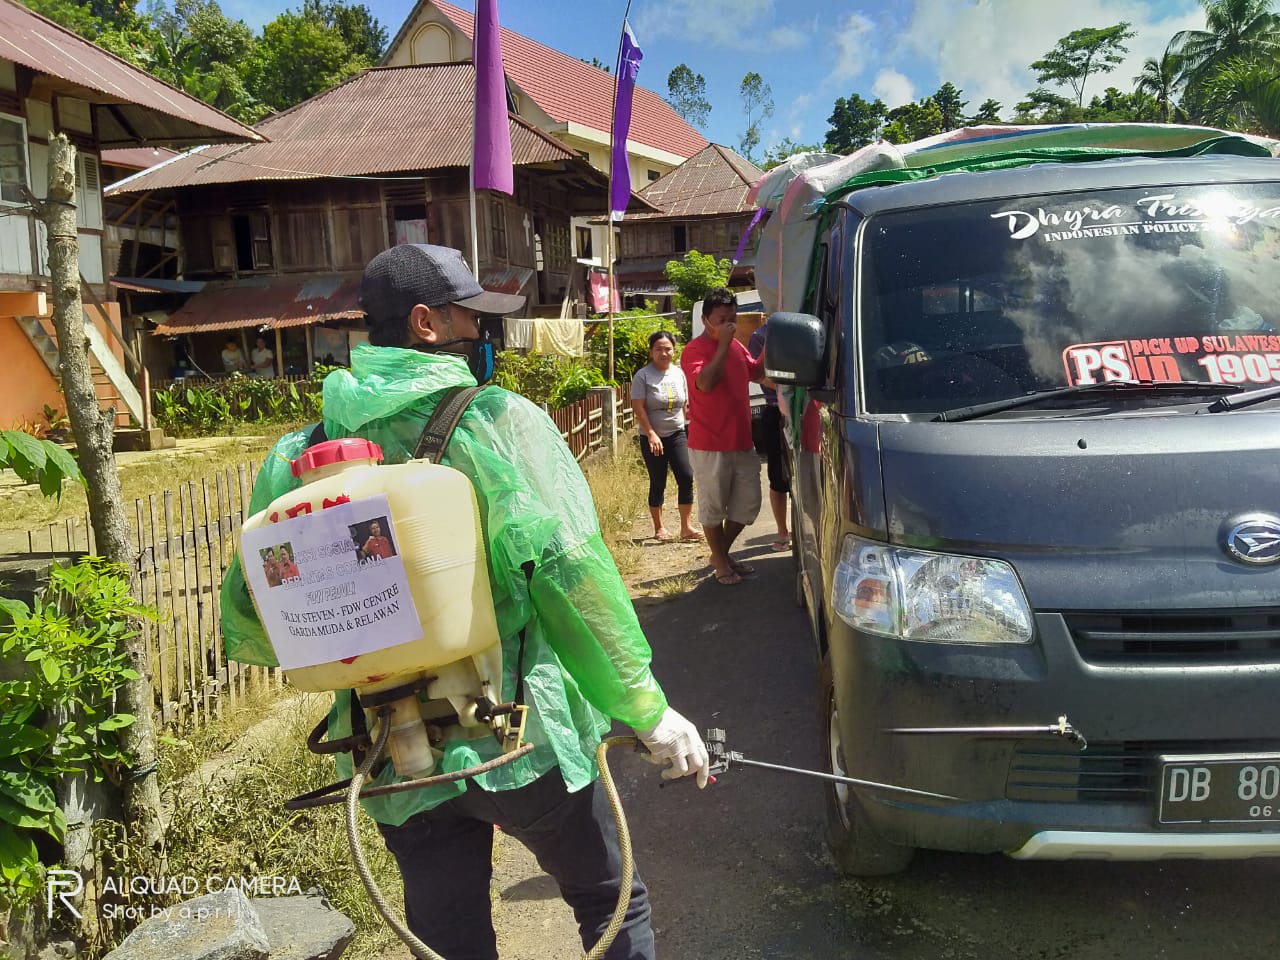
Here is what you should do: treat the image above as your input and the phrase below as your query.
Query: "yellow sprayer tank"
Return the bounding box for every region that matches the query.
[238,438,502,775]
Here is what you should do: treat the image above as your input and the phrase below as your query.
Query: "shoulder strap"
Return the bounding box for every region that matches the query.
[413,384,486,462]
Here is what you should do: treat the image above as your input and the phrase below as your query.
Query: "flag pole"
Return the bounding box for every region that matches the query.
[607,0,633,383]
[469,27,481,280]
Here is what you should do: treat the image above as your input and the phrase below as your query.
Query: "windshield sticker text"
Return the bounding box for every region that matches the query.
[993,193,1280,242]
[1064,334,1280,385]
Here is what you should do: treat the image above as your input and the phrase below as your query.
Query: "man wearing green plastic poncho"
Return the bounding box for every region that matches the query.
[219,244,708,960]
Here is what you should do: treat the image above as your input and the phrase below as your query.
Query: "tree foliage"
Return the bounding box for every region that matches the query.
[825,93,886,153]
[1031,22,1136,106]
[667,64,711,129]
[971,98,1004,123]
[738,71,774,163]
[763,137,823,170]
[15,0,387,122]
[882,98,944,144]
[664,250,732,313]
[933,82,967,131]
[1135,43,1187,122]
[1173,0,1280,88]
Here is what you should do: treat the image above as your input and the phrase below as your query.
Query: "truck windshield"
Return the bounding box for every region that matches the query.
[860,182,1280,415]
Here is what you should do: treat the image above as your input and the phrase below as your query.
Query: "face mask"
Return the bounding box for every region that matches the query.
[428,331,495,385]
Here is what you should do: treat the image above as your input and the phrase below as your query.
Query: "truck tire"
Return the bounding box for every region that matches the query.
[819,654,915,876]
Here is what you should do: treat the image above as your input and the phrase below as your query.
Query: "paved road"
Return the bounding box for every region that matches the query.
[609,520,1280,960]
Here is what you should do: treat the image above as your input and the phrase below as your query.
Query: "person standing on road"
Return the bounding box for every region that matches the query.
[220,243,710,960]
[748,320,791,551]
[680,287,765,585]
[630,330,704,542]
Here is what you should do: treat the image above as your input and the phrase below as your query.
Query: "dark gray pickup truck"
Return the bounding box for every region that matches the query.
[766,154,1280,874]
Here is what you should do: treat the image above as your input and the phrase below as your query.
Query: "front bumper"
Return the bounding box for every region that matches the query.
[829,611,1280,856]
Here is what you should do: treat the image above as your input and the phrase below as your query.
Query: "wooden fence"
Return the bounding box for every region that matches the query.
[24,389,632,729]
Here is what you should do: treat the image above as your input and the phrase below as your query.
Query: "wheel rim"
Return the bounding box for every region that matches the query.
[828,695,852,828]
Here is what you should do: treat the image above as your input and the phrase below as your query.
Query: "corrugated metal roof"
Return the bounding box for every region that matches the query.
[390,1,708,160]
[153,274,362,335]
[631,144,762,220]
[480,265,534,295]
[108,64,578,193]
[101,147,180,170]
[0,0,261,147]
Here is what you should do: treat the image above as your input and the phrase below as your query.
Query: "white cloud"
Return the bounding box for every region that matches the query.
[767,25,808,49]
[833,11,875,79]
[873,69,915,106]
[635,0,810,50]
[895,0,1205,114]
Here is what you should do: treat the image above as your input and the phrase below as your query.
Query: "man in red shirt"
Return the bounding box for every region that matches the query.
[679,287,765,585]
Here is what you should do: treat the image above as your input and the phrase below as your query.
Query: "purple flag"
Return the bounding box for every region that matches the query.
[610,21,643,221]
[473,0,513,195]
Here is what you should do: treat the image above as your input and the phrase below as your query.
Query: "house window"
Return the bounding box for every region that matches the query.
[490,199,507,259]
[391,202,428,245]
[231,211,272,270]
[0,114,28,205]
[546,224,571,272]
[575,226,592,260]
[673,223,687,253]
[647,169,661,182]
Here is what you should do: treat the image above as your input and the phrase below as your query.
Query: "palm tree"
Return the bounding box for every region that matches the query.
[1173,0,1280,88]
[1135,43,1187,121]
[1199,56,1280,133]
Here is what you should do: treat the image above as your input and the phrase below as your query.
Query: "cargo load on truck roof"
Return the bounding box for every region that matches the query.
[749,123,1280,317]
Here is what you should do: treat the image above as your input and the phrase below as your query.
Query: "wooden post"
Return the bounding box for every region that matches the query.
[38,134,165,864]
[275,327,285,377]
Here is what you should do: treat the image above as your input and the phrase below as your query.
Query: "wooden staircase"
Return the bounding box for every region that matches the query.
[16,306,173,449]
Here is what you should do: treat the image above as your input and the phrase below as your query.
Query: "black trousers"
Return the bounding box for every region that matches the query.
[752,404,791,494]
[637,427,694,508]
[377,771,654,960]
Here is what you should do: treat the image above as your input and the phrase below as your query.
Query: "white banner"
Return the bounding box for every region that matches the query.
[241,494,423,670]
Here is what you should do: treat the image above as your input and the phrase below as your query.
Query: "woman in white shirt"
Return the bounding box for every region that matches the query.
[250,336,275,379]
[629,331,703,541]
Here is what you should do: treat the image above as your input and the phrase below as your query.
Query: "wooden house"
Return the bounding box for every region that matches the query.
[0,0,259,432]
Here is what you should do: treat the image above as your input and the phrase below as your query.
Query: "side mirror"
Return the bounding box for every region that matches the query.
[763,312,827,388]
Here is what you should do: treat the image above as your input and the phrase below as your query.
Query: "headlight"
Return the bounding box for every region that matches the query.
[831,534,1033,644]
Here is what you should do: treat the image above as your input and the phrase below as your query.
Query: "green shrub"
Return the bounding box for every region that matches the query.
[152,377,323,437]
[493,353,613,407]
[584,302,681,383]
[0,559,151,908]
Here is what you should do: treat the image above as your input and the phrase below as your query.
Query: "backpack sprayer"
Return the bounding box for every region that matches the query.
[236,391,1090,960]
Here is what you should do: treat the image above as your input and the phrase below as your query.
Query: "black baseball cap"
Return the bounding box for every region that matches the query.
[358,244,526,325]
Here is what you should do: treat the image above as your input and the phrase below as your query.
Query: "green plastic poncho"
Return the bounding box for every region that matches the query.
[219,343,668,824]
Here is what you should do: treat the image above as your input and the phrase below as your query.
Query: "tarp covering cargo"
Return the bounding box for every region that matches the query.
[750,123,1280,316]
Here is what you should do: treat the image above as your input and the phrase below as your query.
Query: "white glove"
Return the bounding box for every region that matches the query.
[636,707,711,788]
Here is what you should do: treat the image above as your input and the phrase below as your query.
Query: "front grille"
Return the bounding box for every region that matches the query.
[1006,740,1153,804]
[1006,739,1280,804]
[1063,609,1280,665]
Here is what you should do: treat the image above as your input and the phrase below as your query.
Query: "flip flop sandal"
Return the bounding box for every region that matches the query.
[716,572,743,585]
[730,561,756,576]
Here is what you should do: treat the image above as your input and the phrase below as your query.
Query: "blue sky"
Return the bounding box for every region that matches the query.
[223,0,1214,155]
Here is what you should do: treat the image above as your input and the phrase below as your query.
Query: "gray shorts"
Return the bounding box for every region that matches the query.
[688,448,762,527]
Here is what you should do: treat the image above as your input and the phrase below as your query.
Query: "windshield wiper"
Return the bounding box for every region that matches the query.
[933,380,1243,423]
[1202,383,1280,413]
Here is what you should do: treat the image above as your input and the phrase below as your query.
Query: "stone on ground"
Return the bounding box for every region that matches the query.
[251,895,355,960]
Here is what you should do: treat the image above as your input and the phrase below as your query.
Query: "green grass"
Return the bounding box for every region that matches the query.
[583,446,648,576]
[89,688,406,960]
